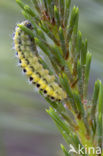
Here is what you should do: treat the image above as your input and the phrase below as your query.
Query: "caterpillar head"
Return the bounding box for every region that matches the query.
[23,21,33,30]
[19,20,33,30]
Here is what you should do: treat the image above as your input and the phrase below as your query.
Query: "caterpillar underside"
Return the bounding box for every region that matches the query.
[13,21,67,101]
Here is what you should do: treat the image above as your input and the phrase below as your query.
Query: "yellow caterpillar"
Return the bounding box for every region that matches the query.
[13,21,67,101]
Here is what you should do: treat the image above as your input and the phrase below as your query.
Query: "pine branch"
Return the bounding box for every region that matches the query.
[12,0,103,155]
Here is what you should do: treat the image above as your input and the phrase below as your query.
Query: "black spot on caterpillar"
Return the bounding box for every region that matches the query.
[13,21,67,101]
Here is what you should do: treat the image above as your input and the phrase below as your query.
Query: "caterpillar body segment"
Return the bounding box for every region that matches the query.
[13,20,67,101]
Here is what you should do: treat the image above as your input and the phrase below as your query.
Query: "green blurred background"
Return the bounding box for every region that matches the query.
[0,0,103,155]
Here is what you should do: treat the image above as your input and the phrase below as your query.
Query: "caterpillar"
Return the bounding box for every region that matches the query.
[13,20,67,101]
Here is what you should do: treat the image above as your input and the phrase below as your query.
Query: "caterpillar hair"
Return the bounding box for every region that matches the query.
[13,20,67,101]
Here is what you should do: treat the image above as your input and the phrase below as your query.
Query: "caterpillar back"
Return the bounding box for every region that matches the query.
[13,21,67,101]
